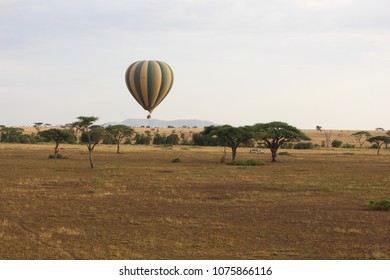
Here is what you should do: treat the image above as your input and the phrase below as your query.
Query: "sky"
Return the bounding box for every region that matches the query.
[1,0,389,130]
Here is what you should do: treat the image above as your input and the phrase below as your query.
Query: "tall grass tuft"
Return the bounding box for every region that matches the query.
[368,199,390,211]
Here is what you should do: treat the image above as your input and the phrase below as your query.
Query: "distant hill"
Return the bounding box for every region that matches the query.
[103,119,217,128]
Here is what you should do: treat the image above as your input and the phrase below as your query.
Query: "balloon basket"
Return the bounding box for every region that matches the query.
[147,114,151,119]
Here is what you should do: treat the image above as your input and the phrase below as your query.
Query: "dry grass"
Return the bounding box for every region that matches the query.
[0,143,389,260]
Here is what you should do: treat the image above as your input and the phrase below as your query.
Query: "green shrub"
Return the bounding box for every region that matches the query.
[369,199,390,211]
[342,143,355,149]
[226,159,264,166]
[331,139,343,148]
[370,143,379,149]
[124,137,132,144]
[281,142,294,149]
[278,151,289,155]
[191,133,219,146]
[48,154,67,159]
[171,157,181,163]
[293,142,314,149]
[134,133,152,145]
[166,133,179,145]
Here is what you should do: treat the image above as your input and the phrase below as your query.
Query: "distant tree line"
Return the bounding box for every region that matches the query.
[0,126,45,143]
[2,118,390,167]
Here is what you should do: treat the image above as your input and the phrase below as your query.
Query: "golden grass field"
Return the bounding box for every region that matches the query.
[0,135,389,260]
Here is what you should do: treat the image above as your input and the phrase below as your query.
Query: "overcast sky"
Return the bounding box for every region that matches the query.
[1,0,389,129]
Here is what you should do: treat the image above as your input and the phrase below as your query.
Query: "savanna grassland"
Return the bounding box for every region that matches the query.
[0,140,389,260]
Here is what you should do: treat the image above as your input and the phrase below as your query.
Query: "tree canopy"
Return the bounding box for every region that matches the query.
[71,116,106,168]
[367,135,390,155]
[202,125,253,161]
[351,131,371,147]
[252,121,310,162]
[39,129,75,159]
[105,125,134,153]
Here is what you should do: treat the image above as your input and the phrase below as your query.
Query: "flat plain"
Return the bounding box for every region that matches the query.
[0,141,389,259]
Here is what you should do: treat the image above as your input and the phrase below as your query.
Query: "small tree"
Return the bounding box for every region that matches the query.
[105,125,134,153]
[39,129,75,159]
[367,136,390,155]
[352,131,371,148]
[71,116,106,168]
[202,125,253,161]
[33,122,43,133]
[253,121,310,162]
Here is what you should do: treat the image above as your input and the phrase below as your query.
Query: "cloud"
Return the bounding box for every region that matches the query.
[299,0,353,10]
[1,0,389,128]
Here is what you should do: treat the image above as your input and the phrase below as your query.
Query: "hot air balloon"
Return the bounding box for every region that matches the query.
[125,60,174,119]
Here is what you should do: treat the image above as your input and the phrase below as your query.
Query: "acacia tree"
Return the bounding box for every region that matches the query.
[367,136,390,155]
[71,116,106,168]
[33,122,44,134]
[352,131,371,148]
[39,129,75,159]
[105,125,134,153]
[202,125,253,161]
[252,121,310,162]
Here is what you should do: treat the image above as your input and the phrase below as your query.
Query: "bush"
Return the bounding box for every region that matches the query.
[281,142,294,149]
[124,137,132,144]
[226,159,264,166]
[171,157,181,163]
[278,151,289,155]
[342,143,355,149]
[153,133,167,145]
[191,133,219,146]
[48,154,67,159]
[369,199,390,211]
[30,135,46,144]
[370,143,379,149]
[134,133,152,145]
[102,135,116,144]
[331,139,343,148]
[166,133,179,145]
[293,142,314,149]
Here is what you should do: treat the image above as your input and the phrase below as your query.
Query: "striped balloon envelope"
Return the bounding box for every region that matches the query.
[125,60,174,118]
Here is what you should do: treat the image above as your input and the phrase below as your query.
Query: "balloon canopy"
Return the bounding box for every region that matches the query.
[125,60,174,117]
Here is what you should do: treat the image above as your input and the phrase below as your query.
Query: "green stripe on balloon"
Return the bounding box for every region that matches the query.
[147,61,156,111]
[133,62,147,110]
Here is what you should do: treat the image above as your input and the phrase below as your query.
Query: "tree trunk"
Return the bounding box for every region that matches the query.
[88,147,95,168]
[271,148,277,162]
[54,142,60,159]
[231,146,237,161]
[117,143,120,154]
